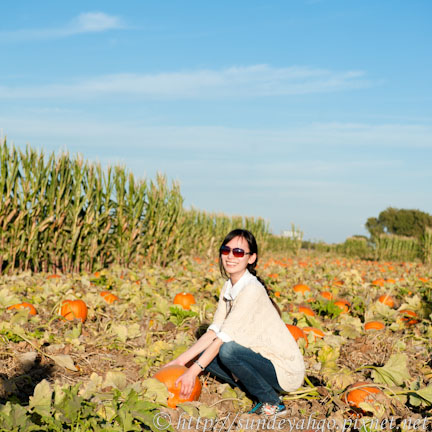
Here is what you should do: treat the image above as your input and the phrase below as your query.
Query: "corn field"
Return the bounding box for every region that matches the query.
[266,224,303,255]
[338,236,372,258]
[374,233,420,262]
[421,227,432,265]
[0,140,270,274]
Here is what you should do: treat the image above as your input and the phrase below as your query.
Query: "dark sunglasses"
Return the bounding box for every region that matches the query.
[220,245,252,258]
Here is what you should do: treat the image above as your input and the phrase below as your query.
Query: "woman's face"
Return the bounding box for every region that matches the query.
[221,236,257,282]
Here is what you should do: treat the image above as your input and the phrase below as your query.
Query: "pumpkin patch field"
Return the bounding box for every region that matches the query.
[1,255,432,431]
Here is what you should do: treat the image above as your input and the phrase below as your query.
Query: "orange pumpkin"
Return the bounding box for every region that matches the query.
[286,324,308,346]
[293,284,311,294]
[320,291,333,300]
[371,278,385,287]
[7,302,37,316]
[153,365,201,408]
[378,294,394,308]
[100,291,119,304]
[334,299,350,313]
[399,309,419,325]
[173,292,196,310]
[364,321,385,331]
[303,327,325,341]
[344,382,382,412]
[60,299,88,323]
[298,305,315,316]
[274,291,281,298]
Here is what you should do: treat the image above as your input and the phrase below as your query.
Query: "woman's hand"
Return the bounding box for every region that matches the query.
[175,367,200,399]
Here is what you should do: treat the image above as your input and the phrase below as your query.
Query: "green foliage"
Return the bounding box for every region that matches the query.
[370,353,411,386]
[0,379,168,432]
[311,298,343,319]
[168,306,198,326]
[337,236,373,259]
[366,207,432,239]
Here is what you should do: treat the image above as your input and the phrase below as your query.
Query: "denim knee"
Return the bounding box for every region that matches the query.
[219,341,238,362]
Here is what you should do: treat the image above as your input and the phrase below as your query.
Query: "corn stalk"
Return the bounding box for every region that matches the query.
[0,139,271,273]
[374,233,420,262]
[420,227,432,265]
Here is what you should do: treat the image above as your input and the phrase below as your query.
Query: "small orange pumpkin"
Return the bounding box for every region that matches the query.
[398,309,419,325]
[344,382,382,412]
[371,278,385,287]
[298,305,315,316]
[303,327,325,341]
[293,284,311,294]
[60,299,88,323]
[286,324,308,346]
[153,365,201,408]
[320,291,333,300]
[332,279,344,286]
[173,292,196,310]
[378,294,394,308]
[364,321,385,331]
[7,302,37,316]
[334,299,350,313]
[100,291,119,304]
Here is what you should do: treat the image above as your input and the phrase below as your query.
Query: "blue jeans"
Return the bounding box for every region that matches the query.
[203,341,283,405]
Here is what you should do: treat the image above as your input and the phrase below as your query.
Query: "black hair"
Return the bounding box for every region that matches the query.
[218,228,281,317]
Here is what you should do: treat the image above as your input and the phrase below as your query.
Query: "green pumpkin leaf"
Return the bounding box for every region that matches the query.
[371,353,411,386]
[177,403,199,418]
[142,378,170,404]
[318,345,340,368]
[29,379,52,417]
[198,404,218,419]
[127,323,141,339]
[51,354,78,371]
[79,373,104,399]
[409,386,432,406]
[0,402,36,430]
[110,324,128,342]
[103,371,128,390]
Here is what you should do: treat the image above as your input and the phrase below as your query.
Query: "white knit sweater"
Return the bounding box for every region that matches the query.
[208,270,305,392]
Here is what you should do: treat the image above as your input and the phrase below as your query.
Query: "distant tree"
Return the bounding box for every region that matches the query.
[366,207,432,238]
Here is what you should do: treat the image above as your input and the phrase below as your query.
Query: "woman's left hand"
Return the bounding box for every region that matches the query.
[175,368,200,399]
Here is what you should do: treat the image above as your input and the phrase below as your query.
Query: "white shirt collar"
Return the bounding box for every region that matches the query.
[223,269,255,301]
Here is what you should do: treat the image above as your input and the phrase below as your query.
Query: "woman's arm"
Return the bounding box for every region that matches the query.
[176,337,224,399]
[164,329,218,367]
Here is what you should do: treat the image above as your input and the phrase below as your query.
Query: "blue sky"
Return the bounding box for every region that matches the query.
[1,1,431,243]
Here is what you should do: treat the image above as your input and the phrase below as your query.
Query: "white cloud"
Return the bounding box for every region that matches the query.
[1,116,431,152]
[0,65,371,100]
[70,12,123,34]
[0,12,124,41]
